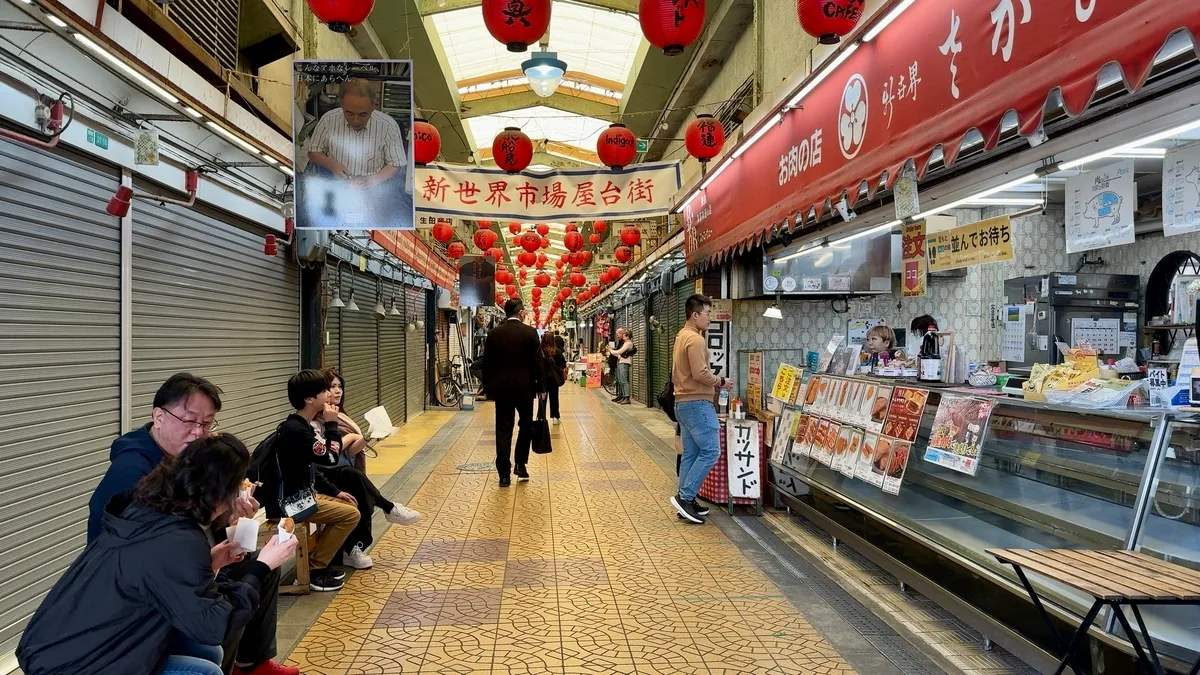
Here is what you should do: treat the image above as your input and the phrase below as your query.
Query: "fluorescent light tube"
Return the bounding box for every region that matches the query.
[75,33,180,104]
[775,242,827,264]
[830,222,898,247]
[1060,119,1200,169]
[863,0,916,41]
[732,113,781,159]
[47,14,67,27]
[959,197,1044,206]
[787,44,859,107]
[206,120,261,155]
[914,173,1039,220]
[183,106,204,118]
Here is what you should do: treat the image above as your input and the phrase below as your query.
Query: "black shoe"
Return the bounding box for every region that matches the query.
[514,464,529,481]
[691,500,711,517]
[611,396,621,402]
[620,398,632,405]
[499,476,511,487]
[309,568,345,592]
[670,494,704,524]
[330,567,346,581]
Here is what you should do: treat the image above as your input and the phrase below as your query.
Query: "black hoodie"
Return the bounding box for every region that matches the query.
[17,494,269,675]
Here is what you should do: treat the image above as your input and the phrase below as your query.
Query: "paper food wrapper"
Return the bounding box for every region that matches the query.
[238,478,254,501]
[229,517,259,553]
[277,517,295,544]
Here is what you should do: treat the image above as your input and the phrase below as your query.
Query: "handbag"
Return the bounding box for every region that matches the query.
[531,396,553,455]
[658,380,677,422]
[275,451,319,522]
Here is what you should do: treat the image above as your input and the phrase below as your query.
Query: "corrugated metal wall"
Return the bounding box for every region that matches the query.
[130,190,299,444]
[378,291,407,426]
[0,141,122,656]
[649,291,671,408]
[338,271,381,424]
[405,287,426,420]
[629,300,647,404]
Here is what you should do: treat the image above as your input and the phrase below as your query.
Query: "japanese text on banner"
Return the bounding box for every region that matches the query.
[727,421,761,499]
[417,162,681,220]
[901,220,927,298]
[926,215,1014,272]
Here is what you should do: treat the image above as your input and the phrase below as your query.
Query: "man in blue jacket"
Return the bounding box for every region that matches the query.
[86,373,295,675]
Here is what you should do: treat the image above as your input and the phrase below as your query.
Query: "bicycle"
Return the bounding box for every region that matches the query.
[435,356,475,408]
[602,359,618,397]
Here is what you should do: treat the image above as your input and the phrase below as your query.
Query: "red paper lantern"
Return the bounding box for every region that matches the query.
[579,291,591,302]
[620,225,641,246]
[492,127,533,173]
[638,0,705,56]
[579,250,592,265]
[478,220,493,229]
[495,268,512,284]
[482,0,551,52]
[565,222,578,232]
[473,228,498,251]
[432,220,454,243]
[447,241,466,259]
[568,252,583,266]
[532,287,542,299]
[307,0,374,32]
[608,265,621,280]
[535,272,551,287]
[600,271,610,284]
[508,221,522,235]
[588,233,601,245]
[593,220,607,233]
[486,247,503,262]
[519,230,542,252]
[615,246,633,263]
[564,231,584,252]
[496,293,505,305]
[796,0,863,44]
[505,284,517,297]
[570,272,586,287]
[590,284,601,296]
[685,114,726,163]
[535,223,549,236]
[596,123,637,170]
[539,236,551,250]
[412,118,440,165]
[555,259,564,269]
[517,250,537,267]
[518,268,528,279]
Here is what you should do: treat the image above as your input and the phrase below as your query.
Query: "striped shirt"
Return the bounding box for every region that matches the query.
[307,108,407,178]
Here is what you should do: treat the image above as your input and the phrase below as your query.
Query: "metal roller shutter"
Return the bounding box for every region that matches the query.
[0,141,121,655]
[378,298,407,428]
[338,270,380,423]
[323,264,340,371]
[629,300,647,404]
[436,308,450,365]
[405,287,426,420]
[649,292,670,408]
[131,189,299,444]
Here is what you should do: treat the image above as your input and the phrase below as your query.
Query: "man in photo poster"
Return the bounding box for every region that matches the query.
[301,76,413,229]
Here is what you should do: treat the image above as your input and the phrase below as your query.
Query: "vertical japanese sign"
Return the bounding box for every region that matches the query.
[901,220,927,297]
[727,420,761,499]
[1066,161,1136,253]
[586,353,603,388]
[416,162,681,220]
[708,299,732,379]
[294,60,415,230]
[926,215,1014,272]
[771,363,800,402]
[746,351,765,418]
[1163,142,1200,237]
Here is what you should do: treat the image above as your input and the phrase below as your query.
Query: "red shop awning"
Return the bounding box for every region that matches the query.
[681,0,1200,268]
[370,230,458,291]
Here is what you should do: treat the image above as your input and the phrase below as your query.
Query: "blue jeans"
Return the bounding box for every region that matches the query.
[675,399,721,502]
[616,363,631,398]
[161,636,223,675]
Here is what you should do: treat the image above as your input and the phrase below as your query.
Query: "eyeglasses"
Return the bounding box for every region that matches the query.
[162,408,219,432]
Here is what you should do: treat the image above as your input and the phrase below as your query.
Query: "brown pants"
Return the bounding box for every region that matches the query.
[307,495,360,569]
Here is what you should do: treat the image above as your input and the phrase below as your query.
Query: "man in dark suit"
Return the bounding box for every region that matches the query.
[483,298,543,487]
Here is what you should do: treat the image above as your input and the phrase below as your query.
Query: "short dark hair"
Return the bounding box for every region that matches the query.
[685,293,712,320]
[911,314,938,334]
[288,369,332,410]
[132,433,250,526]
[153,373,223,412]
[504,298,523,318]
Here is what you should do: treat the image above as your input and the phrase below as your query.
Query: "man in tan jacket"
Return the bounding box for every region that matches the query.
[670,294,735,523]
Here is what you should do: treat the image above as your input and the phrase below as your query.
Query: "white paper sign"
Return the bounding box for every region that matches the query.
[1163,142,1200,237]
[828,275,851,292]
[803,277,823,292]
[727,420,761,499]
[1065,160,1136,253]
[1148,367,1170,406]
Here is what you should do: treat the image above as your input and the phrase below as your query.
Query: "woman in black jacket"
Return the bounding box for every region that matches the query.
[17,434,296,675]
[540,331,568,425]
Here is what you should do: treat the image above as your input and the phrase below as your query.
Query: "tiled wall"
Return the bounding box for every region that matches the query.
[730,205,1200,379]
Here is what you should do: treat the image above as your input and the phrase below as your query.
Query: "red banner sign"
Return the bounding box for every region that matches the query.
[370,230,457,290]
[682,0,1200,266]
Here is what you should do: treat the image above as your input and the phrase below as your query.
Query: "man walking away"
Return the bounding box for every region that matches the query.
[670,294,735,524]
[483,299,543,486]
[609,328,634,404]
[86,373,297,675]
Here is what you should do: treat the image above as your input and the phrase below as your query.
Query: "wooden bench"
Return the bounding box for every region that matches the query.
[265,519,314,596]
[988,548,1200,675]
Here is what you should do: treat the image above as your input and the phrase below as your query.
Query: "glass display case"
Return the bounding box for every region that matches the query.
[768,380,1200,668]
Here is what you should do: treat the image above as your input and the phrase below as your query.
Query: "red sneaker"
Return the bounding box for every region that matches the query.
[233,661,300,675]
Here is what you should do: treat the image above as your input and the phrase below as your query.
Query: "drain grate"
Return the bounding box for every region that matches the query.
[456,462,495,473]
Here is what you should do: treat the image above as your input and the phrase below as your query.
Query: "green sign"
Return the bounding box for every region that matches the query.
[86,128,109,150]
[636,138,649,153]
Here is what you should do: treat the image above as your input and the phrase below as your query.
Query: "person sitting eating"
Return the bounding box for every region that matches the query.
[18,433,297,675]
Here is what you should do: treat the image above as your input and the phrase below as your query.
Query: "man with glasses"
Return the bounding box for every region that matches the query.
[86,373,296,675]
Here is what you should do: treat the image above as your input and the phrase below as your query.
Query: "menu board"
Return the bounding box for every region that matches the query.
[771,363,801,402]
[821,422,841,467]
[881,440,913,495]
[839,429,864,479]
[829,426,854,473]
[817,336,845,373]
[747,351,765,418]
[856,434,891,488]
[881,387,929,442]
[924,395,996,476]
[793,415,813,458]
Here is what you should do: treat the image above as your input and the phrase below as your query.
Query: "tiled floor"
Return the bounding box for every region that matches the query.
[285,387,859,675]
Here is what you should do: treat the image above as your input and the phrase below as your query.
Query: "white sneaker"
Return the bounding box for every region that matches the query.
[386,503,421,525]
[551,418,561,425]
[345,544,373,569]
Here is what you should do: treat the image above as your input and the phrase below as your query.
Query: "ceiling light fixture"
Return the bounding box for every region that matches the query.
[787,44,859,108]
[774,240,828,264]
[733,113,782,159]
[46,14,67,27]
[913,173,1040,220]
[959,197,1044,206]
[1059,119,1200,170]
[863,0,916,41]
[206,120,260,155]
[522,50,568,98]
[763,303,783,320]
[74,34,180,105]
[829,221,898,247]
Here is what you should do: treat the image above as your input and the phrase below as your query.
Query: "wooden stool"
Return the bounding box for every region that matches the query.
[266,519,314,596]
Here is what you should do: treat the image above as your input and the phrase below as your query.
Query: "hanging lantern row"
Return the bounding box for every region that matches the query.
[796,0,863,45]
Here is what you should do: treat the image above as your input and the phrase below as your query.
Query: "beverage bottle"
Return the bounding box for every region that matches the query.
[719,388,729,416]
